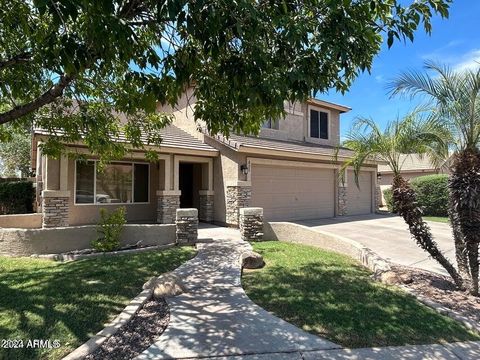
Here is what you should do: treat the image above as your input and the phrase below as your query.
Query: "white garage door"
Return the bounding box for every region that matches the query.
[251,165,335,221]
[347,171,373,215]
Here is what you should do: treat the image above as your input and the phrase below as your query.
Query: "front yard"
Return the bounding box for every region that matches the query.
[243,241,479,348]
[0,247,196,360]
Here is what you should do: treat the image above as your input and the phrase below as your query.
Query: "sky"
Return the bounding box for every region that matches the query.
[321,0,480,139]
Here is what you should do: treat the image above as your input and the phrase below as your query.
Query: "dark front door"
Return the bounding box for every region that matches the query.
[179,163,194,208]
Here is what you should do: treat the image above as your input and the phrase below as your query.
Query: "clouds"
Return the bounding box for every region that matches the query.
[452,49,480,72]
[421,42,480,72]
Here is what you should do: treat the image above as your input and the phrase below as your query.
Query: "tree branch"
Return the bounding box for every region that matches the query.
[0,74,74,124]
[0,52,32,71]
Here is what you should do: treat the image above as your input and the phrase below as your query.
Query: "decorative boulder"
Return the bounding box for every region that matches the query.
[379,271,402,285]
[143,272,186,299]
[241,251,265,269]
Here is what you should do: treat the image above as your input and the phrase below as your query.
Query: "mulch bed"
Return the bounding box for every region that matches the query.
[85,299,169,360]
[391,265,480,323]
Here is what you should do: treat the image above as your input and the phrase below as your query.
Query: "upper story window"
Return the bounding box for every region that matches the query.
[262,118,279,130]
[75,160,149,204]
[309,109,329,139]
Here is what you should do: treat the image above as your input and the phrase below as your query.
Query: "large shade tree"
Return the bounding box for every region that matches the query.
[0,0,451,162]
[391,62,480,295]
[340,113,464,288]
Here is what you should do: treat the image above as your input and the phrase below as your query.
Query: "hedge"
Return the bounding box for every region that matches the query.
[383,174,449,217]
[0,181,34,214]
[411,174,449,217]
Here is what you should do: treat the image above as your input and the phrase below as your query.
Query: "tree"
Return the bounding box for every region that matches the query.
[390,62,480,295]
[0,0,451,162]
[0,128,32,177]
[339,112,464,288]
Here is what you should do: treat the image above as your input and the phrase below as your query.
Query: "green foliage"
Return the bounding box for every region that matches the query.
[411,174,449,217]
[0,180,34,214]
[383,187,396,213]
[244,241,478,348]
[0,126,32,177]
[0,0,451,162]
[91,207,126,252]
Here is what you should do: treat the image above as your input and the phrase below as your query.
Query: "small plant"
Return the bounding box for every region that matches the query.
[91,207,126,252]
[383,187,396,213]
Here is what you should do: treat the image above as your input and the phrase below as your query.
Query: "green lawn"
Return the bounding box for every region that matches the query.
[0,247,196,360]
[424,216,449,223]
[243,241,479,348]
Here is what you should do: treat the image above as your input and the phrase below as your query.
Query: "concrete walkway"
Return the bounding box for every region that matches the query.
[296,214,454,275]
[136,225,339,359]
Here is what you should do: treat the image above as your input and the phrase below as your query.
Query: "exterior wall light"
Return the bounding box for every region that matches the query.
[240,164,249,175]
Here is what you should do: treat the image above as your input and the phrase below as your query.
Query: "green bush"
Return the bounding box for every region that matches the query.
[92,207,126,252]
[0,180,34,214]
[383,187,396,213]
[411,174,449,217]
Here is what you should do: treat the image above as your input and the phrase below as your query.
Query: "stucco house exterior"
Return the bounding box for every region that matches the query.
[32,91,379,228]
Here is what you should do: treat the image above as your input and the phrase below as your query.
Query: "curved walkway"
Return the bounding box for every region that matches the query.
[136,227,339,359]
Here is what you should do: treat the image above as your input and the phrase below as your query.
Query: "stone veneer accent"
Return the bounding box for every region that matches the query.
[42,191,70,228]
[375,185,382,211]
[157,191,181,224]
[239,207,264,241]
[226,183,251,227]
[337,185,347,216]
[199,191,214,222]
[176,208,198,244]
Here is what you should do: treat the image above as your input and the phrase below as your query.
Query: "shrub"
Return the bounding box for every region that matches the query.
[0,180,34,214]
[92,207,126,252]
[411,174,449,217]
[383,187,396,213]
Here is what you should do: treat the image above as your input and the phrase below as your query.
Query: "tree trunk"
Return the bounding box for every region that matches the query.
[448,199,470,280]
[392,174,464,289]
[449,149,480,296]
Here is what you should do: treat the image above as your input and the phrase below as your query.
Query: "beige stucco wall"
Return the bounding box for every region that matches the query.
[0,224,175,256]
[0,214,42,229]
[67,159,159,225]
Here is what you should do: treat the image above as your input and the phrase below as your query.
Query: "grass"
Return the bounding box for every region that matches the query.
[243,241,479,348]
[0,247,196,360]
[424,216,449,223]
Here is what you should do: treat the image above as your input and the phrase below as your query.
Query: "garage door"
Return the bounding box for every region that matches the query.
[347,171,373,215]
[251,165,335,221]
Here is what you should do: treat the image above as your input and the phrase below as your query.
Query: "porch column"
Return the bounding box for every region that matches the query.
[374,172,381,212]
[42,155,70,228]
[226,181,252,227]
[199,159,214,222]
[336,169,347,216]
[157,155,181,224]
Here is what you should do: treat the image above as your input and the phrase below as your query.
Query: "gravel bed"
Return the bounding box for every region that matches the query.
[85,299,169,360]
[392,265,480,323]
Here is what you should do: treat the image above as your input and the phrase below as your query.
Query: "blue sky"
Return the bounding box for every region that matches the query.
[322,1,480,139]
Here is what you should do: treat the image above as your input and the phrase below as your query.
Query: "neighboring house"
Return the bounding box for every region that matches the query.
[377,153,451,206]
[32,91,379,228]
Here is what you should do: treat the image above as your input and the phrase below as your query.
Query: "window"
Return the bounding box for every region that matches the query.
[75,161,149,204]
[262,118,279,130]
[310,109,328,139]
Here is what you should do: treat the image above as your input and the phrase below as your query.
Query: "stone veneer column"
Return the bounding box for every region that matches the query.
[226,181,251,227]
[42,190,70,228]
[199,190,214,222]
[239,207,264,241]
[337,185,348,216]
[375,185,382,212]
[176,208,198,244]
[157,190,181,224]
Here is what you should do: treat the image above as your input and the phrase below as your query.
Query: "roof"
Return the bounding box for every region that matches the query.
[34,124,218,154]
[378,154,442,173]
[207,132,358,160]
[307,98,351,113]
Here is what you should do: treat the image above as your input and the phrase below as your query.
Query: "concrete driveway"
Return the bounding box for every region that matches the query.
[296,214,454,275]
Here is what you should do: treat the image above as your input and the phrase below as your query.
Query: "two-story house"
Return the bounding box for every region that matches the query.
[32,90,379,228]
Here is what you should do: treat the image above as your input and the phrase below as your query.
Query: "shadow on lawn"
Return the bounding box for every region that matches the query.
[0,248,194,360]
[243,245,479,349]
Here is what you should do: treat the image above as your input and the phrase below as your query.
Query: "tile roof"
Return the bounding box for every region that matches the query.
[34,124,218,153]
[207,132,356,159]
[378,154,440,173]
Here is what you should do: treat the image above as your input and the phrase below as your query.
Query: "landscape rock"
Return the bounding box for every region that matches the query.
[241,251,265,269]
[152,273,186,299]
[379,271,403,285]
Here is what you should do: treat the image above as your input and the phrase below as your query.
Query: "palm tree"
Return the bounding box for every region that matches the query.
[391,62,480,295]
[340,112,464,288]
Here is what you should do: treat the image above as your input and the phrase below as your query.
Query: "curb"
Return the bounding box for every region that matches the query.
[62,288,153,360]
[33,243,176,261]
